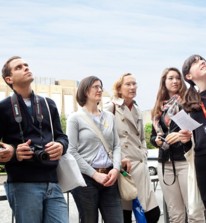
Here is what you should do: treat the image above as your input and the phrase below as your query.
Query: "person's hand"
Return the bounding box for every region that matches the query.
[103,168,119,187]
[165,132,180,145]
[16,139,34,161]
[45,142,63,161]
[121,158,131,173]
[0,143,14,162]
[179,130,192,143]
[92,172,110,185]
[155,133,164,147]
[92,168,119,187]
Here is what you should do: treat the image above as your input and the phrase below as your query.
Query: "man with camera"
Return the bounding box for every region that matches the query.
[0,56,69,223]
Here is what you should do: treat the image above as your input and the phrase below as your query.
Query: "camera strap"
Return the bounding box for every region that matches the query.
[11,93,43,143]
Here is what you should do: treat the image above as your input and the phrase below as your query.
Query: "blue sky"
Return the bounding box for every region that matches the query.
[1,0,206,110]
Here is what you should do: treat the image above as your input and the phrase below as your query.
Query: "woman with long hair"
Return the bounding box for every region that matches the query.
[181,54,206,211]
[150,67,204,222]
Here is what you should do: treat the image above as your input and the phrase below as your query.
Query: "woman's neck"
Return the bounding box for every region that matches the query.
[83,103,100,115]
[123,98,133,108]
[196,81,206,93]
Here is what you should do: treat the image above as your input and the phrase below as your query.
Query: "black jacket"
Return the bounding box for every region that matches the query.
[0,92,68,182]
[191,90,206,157]
[150,110,190,162]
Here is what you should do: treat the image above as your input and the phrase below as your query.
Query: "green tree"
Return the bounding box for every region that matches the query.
[144,123,155,149]
[0,165,5,172]
[60,114,67,134]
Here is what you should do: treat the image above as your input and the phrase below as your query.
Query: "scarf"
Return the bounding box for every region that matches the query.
[153,94,180,134]
[153,94,181,186]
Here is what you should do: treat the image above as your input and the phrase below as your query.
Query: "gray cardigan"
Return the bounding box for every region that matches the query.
[67,109,121,177]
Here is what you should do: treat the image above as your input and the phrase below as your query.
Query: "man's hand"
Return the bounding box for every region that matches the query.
[16,139,33,161]
[45,142,63,161]
[0,143,14,162]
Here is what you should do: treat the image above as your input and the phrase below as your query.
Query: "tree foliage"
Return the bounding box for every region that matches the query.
[60,114,67,134]
[144,123,155,149]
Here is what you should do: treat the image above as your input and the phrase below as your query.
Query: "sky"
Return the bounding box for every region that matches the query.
[1,0,206,110]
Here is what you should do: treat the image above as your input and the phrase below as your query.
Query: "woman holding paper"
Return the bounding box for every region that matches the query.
[182,54,206,209]
[150,67,200,222]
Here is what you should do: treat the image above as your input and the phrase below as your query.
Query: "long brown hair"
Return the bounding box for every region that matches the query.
[151,67,187,119]
[182,54,205,112]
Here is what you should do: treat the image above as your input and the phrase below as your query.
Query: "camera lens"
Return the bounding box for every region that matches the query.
[36,151,50,161]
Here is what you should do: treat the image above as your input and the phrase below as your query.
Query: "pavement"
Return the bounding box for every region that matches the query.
[0,174,165,223]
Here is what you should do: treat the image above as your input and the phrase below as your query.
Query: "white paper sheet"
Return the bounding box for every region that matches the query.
[171,110,202,131]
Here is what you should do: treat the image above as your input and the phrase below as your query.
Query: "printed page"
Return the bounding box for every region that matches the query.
[171,110,202,131]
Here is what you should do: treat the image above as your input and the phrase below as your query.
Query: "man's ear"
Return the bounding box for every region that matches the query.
[4,76,13,85]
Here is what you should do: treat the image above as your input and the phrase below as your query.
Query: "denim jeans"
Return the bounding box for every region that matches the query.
[71,175,123,223]
[4,182,69,223]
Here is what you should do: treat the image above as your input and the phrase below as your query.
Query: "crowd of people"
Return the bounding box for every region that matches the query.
[0,54,206,223]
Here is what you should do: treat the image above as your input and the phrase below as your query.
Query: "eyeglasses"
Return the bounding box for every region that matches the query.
[123,82,137,88]
[91,85,103,91]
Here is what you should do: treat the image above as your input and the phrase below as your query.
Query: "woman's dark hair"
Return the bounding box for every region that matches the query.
[182,54,206,112]
[151,67,186,119]
[76,76,103,107]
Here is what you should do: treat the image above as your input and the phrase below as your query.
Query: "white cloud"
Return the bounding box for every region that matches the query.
[0,0,206,110]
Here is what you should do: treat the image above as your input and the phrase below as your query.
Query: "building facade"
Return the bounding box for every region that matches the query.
[0,76,111,118]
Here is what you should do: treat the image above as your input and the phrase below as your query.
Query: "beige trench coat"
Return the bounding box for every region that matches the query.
[104,98,158,211]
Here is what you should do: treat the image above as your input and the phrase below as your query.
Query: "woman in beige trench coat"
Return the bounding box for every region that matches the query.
[104,73,160,223]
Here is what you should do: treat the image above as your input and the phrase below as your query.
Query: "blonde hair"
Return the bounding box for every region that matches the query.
[113,73,133,98]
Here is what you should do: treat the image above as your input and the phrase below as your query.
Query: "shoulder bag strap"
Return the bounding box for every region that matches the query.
[44,98,54,142]
[79,111,113,160]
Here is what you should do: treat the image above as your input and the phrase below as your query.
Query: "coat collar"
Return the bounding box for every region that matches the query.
[112,97,140,132]
[112,97,138,107]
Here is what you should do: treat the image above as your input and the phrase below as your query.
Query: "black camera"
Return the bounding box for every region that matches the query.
[159,136,166,142]
[158,136,170,150]
[30,144,50,162]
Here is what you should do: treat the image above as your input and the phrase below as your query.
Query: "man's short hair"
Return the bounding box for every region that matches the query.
[2,56,21,88]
